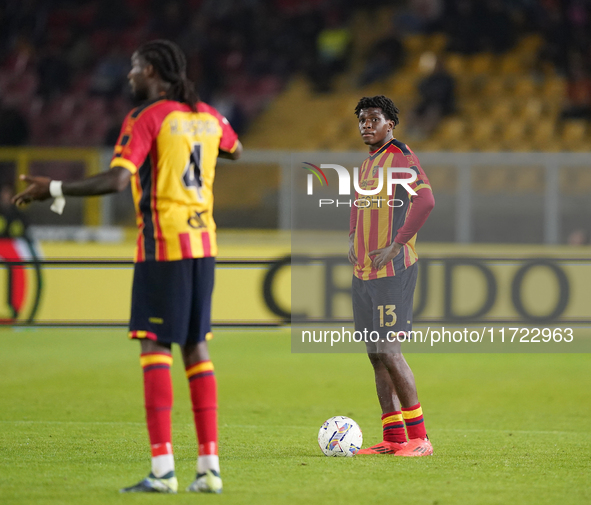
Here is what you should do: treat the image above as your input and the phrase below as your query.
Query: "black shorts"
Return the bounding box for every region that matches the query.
[129,257,215,346]
[352,262,418,349]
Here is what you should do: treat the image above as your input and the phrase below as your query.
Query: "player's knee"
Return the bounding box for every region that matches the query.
[367,352,384,369]
[139,339,171,354]
[375,351,404,366]
[181,340,210,367]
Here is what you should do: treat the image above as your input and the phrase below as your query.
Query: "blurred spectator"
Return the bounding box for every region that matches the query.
[94,0,133,31]
[406,52,455,139]
[309,12,351,92]
[150,0,188,40]
[36,44,71,99]
[65,30,96,73]
[394,0,444,34]
[443,0,484,54]
[560,53,591,121]
[358,30,405,88]
[0,98,29,146]
[480,0,517,53]
[537,4,570,75]
[210,92,247,135]
[89,45,129,98]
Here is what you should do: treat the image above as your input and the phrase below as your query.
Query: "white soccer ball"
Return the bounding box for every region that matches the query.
[318,416,363,457]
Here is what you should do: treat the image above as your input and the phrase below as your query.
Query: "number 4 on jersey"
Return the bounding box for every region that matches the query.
[182,143,204,201]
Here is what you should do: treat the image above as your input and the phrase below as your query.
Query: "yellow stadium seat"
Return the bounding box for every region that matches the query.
[469,53,495,75]
[530,119,558,151]
[489,99,516,121]
[499,53,522,75]
[515,34,544,56]
[470,119,499,150]
[461,99,484,119]
[445,53,466,76]
[511,78,539,98]
[403,35,428,55]
[542,77,567,100]
[501,120,529,151]
[455,76,476,97]
[435,117,467,142]
[561,120,588,151]
[389,76,417,99]
[517,98,543,122]
[428,33,448,54]
[481,77,508,98]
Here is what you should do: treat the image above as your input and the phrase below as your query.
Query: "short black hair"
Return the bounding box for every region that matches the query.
[137,39,199,111]
[354,95,399,127]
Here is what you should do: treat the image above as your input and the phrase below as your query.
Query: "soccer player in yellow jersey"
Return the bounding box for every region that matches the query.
[349,96,435,456]
[13,40,243,493]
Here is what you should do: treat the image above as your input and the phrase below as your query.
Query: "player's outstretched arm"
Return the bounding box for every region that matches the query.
[218,140,243,160]
[13,167,132,206]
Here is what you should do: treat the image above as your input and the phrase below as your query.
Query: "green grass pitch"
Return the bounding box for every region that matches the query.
[0,328,589,505]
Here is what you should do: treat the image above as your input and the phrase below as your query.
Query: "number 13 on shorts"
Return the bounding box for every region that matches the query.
[377,305,397,327]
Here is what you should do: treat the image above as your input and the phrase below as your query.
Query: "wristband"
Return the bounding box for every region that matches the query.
[49,180,65,215]
[49,180,63,197]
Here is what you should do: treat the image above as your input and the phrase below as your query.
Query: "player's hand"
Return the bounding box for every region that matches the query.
[12,175,51,206]
[368,242,403,271]
[348,235,357,265]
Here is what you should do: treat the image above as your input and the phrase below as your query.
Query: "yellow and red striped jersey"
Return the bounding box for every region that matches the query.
[110,99,239,262]
[350,138,431,280]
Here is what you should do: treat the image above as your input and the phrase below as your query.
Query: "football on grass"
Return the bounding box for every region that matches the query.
[318,416,363,457]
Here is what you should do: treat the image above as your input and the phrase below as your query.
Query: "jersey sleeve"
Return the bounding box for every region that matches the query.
[406,153,431,193]
[110,110,156,174]
[394,187,435,244]
[198,103,239,153]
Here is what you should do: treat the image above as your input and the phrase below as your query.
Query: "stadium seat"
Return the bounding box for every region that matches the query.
[428,33,448,54]
[481,77,508,98]
[501,120,528,151]
[541,77,567,102]
[499,53,522,75]
[445,53,466,76]
[403,35,428,56]
[517,98,543,123]
[469,53,495,75]
[511,78,539,99]
[434,117,466,143]
[461,98,483,119]
[531,119,558,151]
[489,99,515,121]
[561,120,588,151]
[469,119,499,150]
[389,75,418,99]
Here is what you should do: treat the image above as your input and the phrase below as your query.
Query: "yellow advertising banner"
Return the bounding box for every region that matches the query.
[0,234,590,326]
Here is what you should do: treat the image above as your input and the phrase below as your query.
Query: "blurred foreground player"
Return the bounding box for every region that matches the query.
[14,40,242,492]
[349,96,434,456]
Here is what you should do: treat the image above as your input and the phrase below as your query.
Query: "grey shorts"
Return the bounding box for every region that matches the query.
[352,262,418,353]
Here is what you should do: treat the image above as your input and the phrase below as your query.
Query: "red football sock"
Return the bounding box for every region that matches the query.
[381,411,407,443]
[186,360,218,456]
[140,353,174,455]
[402,402,427,440]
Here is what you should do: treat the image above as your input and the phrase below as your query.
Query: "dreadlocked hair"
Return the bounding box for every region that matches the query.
[137,39,199,111]
[354,95,400,127]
